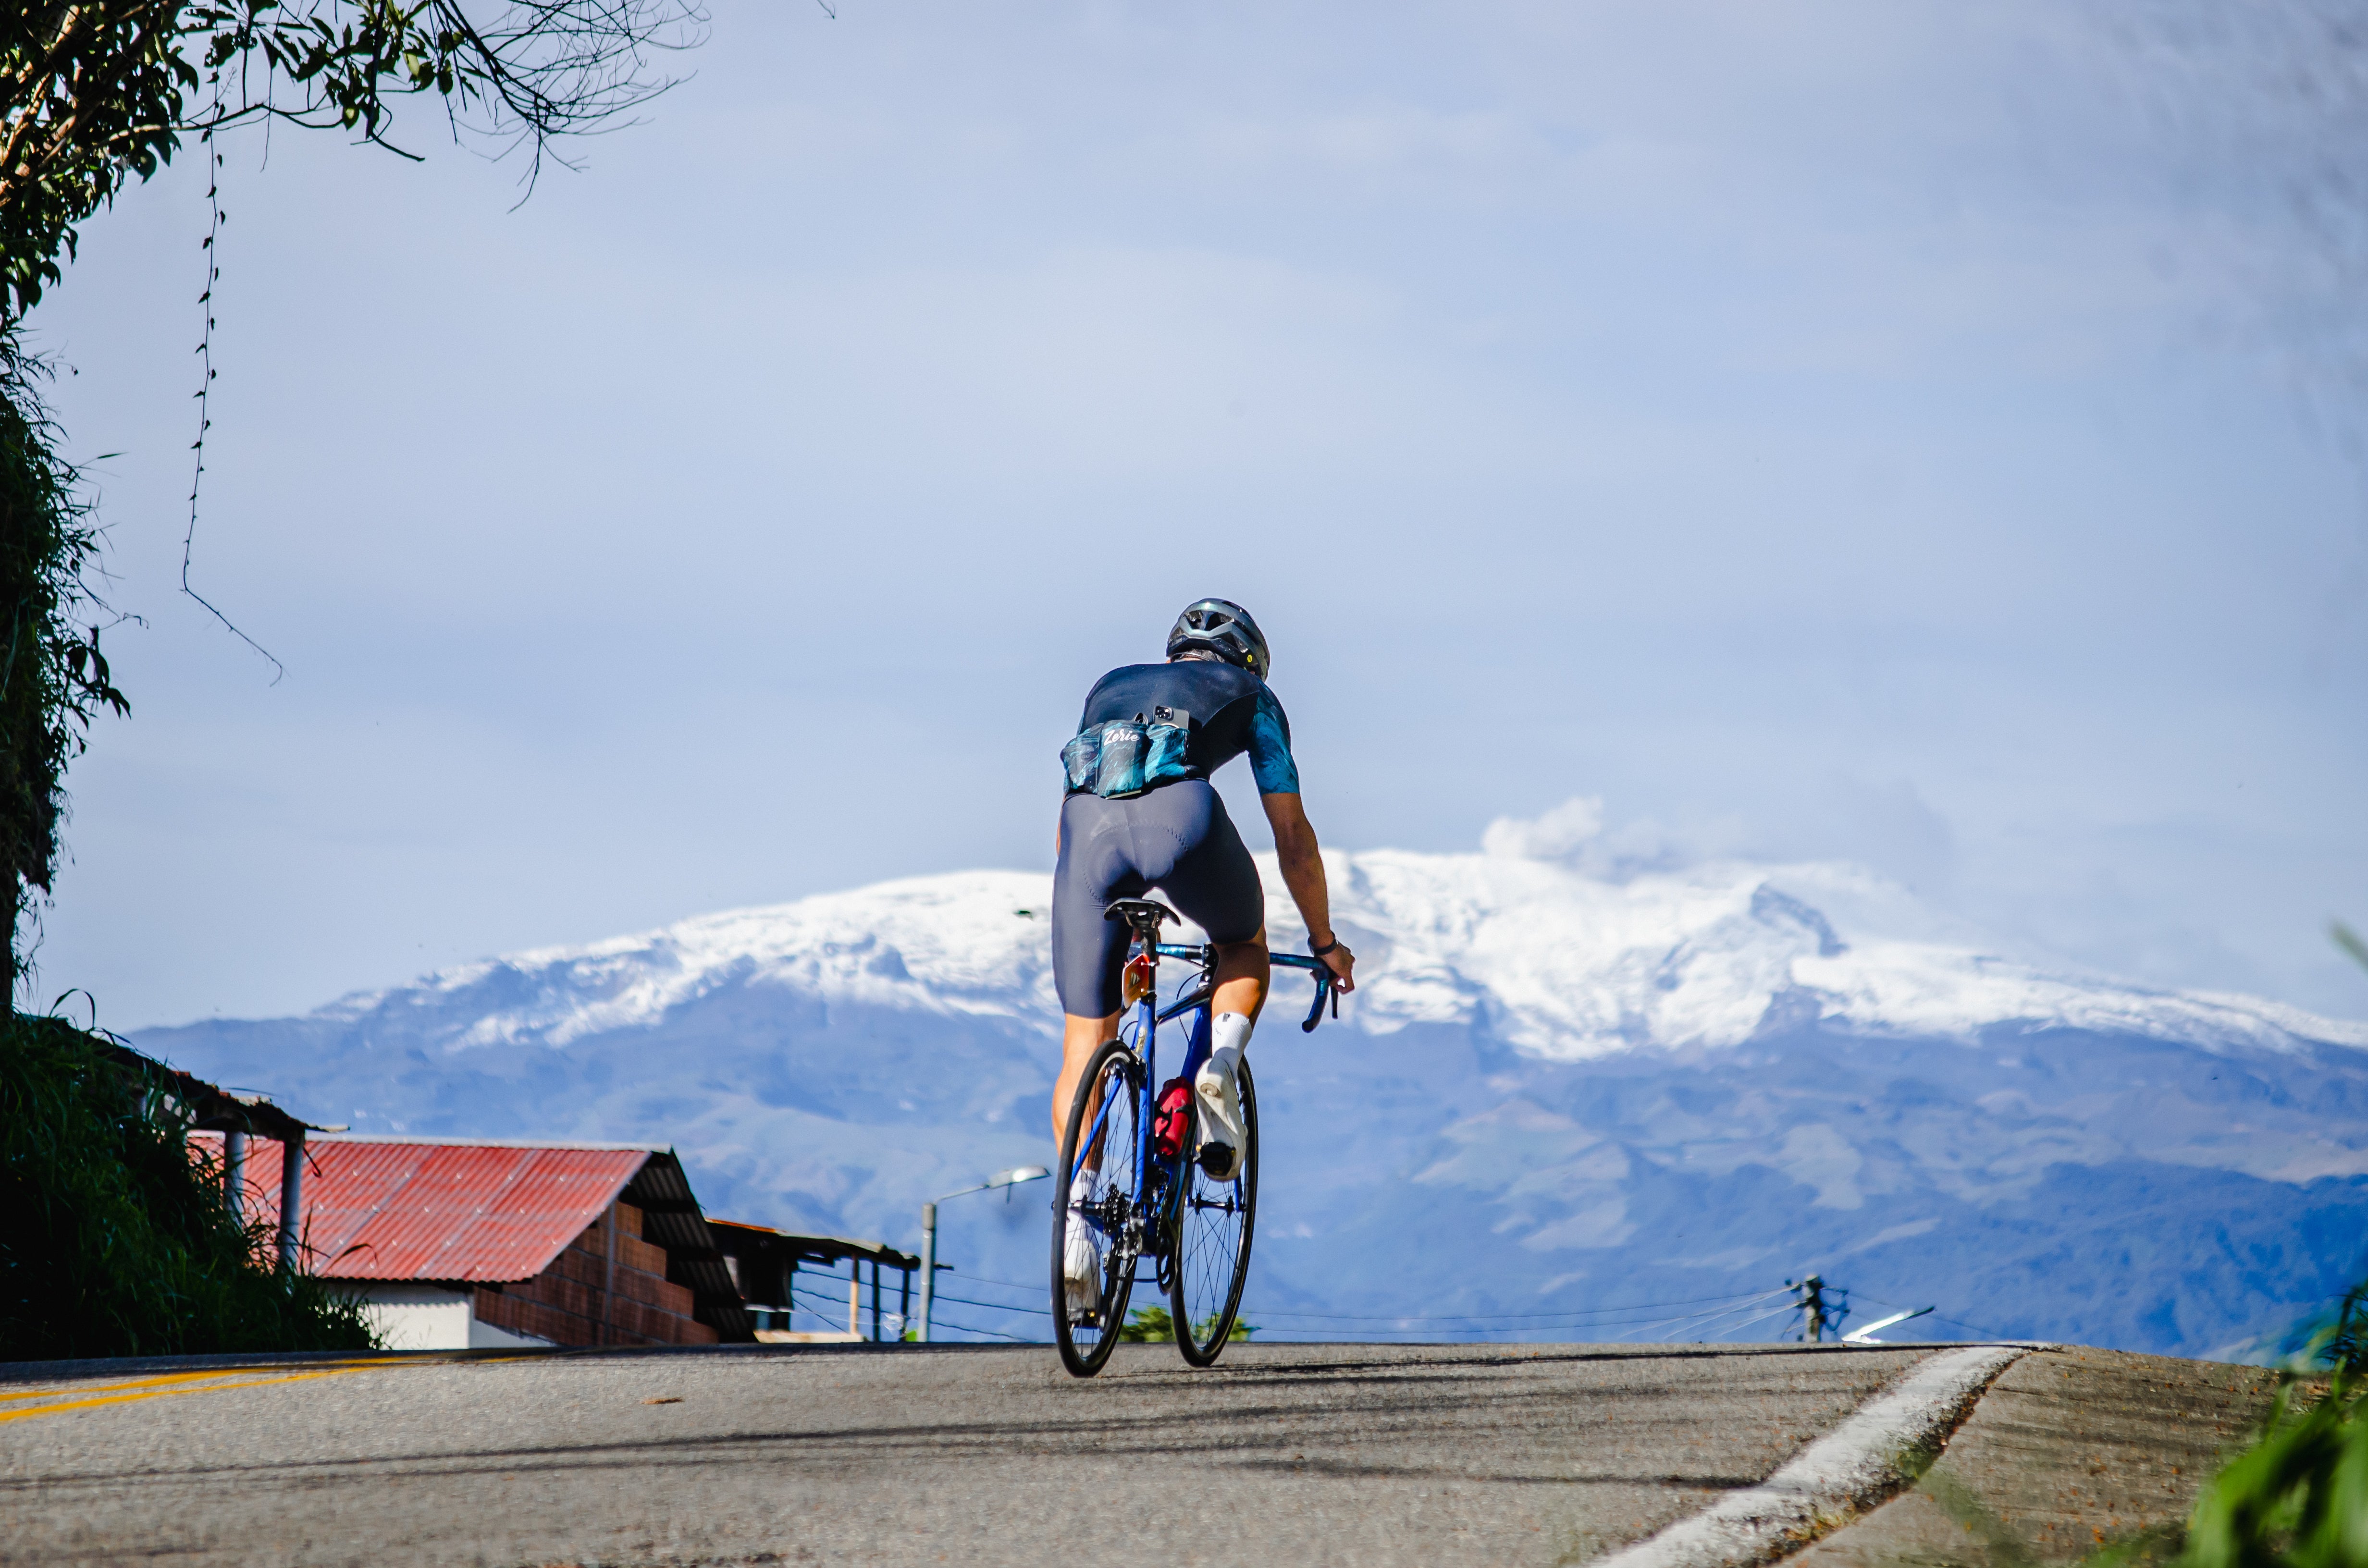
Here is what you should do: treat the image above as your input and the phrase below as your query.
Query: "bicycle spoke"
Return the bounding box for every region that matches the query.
[1170,1057,1257,1365]
[1053,1043,1143,1378]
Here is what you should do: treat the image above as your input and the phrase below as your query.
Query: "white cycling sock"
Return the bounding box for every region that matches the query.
[1208,1011,1253,1078]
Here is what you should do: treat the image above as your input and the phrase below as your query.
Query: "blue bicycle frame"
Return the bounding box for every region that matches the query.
[1064,943,1336,1214]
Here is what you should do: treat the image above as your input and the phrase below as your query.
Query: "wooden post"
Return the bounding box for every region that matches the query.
[846,1266,860,1338]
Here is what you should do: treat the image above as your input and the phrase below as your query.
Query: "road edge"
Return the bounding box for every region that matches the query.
[1591,1344,2032,1568]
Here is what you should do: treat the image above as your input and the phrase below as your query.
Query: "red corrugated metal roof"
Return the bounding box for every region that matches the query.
[199,1135,651,1282]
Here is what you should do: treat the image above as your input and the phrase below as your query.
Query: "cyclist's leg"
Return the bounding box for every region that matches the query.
[1052,1010,1118,1147]
[1050,793,1142,1144]
[1140,783,1268,1174]
[1147,782,1270,1022]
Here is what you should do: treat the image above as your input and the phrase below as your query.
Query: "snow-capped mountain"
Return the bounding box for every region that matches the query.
[136,801,2368,1358]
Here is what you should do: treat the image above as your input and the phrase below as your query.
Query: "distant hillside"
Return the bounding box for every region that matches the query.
[137,833,2368,1356]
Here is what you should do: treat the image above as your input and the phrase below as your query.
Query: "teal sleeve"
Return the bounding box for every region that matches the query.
[1247,688,1299,795]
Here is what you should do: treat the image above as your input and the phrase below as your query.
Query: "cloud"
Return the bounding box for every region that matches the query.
[1480,795,1717,881]
[1480,796,1605,859]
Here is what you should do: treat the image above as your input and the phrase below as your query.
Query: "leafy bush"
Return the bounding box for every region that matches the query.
[0,339,126,998]
[2096,931,2368,1568]
[0,1012,375,1359]
[2149,1288,2368,1568]
[1119,1305,1254,1343]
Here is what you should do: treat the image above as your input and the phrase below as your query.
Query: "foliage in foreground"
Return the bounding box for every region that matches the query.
[2091,929,2368,1568]
[2100,1286,2368,1568]
[0,1012,375,1360]
[0,343,126,999]
[3,0,703,321]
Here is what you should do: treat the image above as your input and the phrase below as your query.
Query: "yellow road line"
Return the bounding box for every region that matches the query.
[1,1371,227,1403]
[0,1358,393,1405]
[0,1363,394,1425]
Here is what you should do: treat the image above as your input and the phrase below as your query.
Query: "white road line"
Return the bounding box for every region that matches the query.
[1593,1345,2031,1568]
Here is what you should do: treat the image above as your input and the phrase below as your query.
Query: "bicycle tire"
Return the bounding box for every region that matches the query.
[1170,1055,1257,1366]
[1051,1038,1144,1378]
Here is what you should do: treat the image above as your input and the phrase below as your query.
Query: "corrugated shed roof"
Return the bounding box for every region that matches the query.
[204,1136,648,1282]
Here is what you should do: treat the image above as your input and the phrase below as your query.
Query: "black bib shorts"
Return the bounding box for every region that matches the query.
[1051,779,1265,1017]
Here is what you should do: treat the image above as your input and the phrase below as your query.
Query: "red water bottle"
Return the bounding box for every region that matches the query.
[1154,1078,1191,1159]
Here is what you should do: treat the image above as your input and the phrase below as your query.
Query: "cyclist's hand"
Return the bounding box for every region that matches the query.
[1316,938,1356,993]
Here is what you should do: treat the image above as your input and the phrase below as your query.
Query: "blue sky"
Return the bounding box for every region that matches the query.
[24,0,2368,1027]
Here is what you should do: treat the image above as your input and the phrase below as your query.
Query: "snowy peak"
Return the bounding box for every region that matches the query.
[320,827,2364,1067]
[336,871,1061,1052]
[1330,845,2367,1060]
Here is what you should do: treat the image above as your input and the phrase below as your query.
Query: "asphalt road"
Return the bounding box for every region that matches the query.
[0,1341,1935,1568]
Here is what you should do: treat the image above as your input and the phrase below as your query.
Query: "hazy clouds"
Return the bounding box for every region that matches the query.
[25,0,2368,1025]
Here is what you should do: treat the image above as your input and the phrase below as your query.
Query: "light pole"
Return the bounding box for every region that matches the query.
[918,1164,1049,1343]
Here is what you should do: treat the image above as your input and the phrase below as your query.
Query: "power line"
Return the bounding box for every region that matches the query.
[1239,1288,1777,1324]
[927,1291,1051,1317]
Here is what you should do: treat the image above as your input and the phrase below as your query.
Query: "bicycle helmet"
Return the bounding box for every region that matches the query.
[1165,598,1270,679]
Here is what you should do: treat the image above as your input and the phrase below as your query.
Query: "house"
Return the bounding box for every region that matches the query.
[200,1134,752,1349]
[709,1220,923,1343]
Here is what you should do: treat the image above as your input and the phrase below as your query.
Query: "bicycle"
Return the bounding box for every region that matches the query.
[1050,896,1337,1378]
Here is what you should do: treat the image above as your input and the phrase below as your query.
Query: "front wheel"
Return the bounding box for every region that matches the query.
[1170,1056,1258,1366]
[1051,1038,1144,1378]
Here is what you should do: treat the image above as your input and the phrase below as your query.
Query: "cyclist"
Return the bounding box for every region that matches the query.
[1050,598,1357,1311]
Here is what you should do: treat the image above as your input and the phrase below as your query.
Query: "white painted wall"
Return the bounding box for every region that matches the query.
[353,1284,553,1351]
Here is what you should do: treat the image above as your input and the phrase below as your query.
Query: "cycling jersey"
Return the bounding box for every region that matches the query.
[1071,661,1299,796]
[1052,659,1297,1016]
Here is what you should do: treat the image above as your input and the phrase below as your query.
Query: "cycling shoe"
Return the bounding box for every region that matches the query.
[1063,1210,1103,1316]
[1194,1058,1244,1180]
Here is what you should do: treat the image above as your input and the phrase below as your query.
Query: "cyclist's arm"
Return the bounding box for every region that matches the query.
[1259,792,1355,992]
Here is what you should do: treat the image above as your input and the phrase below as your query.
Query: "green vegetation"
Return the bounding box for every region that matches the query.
[2078,1288,2368,1568]
[2078,927,2368,1568]
[0,0,696,1359]
[1119,1306,1255,1344]
[0,341,126,1000]
[3,0,700,320]
[0,1011,374,1359]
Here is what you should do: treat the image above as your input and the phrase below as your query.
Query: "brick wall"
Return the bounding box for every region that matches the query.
[474,1201,718,1347]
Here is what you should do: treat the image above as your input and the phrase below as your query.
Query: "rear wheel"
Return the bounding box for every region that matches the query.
[1170,1056,1258,1366]
[1051,1038,1144,1378]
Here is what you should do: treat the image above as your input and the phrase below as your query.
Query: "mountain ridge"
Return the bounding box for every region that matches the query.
[135,822,2368,1358]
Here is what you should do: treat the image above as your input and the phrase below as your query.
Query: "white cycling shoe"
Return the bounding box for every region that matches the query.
[1063,1209,1103,1317]
[1194,1056,1246,1181]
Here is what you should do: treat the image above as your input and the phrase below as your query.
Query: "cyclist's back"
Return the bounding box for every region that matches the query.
[1073,659,1294,790]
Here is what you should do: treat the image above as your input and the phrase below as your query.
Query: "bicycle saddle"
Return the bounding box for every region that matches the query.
[1103,898,1177,939]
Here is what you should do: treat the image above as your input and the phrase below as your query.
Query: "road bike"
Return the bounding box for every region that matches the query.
[1051,897,1336,1378]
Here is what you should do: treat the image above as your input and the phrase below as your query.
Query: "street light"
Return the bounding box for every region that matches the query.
[917,1164,1050,1343]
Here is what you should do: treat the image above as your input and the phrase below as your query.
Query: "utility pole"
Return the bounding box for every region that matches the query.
[1789,1274,1832,1343]
[917,1165,1049,1342]
[918,1201,937,1342]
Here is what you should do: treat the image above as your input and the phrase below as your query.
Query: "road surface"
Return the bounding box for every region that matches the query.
[0,1341,2272,1567]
